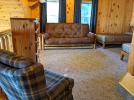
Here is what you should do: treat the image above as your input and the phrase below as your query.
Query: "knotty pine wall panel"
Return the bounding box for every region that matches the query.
[66,0,74,23]
[31,4,40,18]
[131,3,134,26]
[96,0,134,34]
[66,0,92,23]
[21,0,40,18]
[0,0,24,32]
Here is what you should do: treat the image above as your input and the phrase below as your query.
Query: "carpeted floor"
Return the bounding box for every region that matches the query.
[39,47,128,100]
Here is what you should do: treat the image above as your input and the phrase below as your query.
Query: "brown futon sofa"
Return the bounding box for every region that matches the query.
[45,23,96,48]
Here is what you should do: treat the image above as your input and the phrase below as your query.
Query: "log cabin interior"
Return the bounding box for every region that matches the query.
[0,0,134,100]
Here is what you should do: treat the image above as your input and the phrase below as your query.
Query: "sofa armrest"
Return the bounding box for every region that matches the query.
[87,32,95,38]
[44,33,49,39]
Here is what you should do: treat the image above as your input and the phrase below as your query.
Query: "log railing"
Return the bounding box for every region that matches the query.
[0,30,13,52]
[0,30,12,99]
[0,30,44,99]
[0,30,44,54]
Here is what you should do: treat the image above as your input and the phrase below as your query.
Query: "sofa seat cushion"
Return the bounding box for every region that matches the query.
[122,43,131,53]
[45,37,94,45]
[0,50,34,68]
[96,33,132,43]
[45,70,74,99]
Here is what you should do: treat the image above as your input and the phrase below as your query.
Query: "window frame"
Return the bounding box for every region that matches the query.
[81,2,92,25]
[47,0,59,23]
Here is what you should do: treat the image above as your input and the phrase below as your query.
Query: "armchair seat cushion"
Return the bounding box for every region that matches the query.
[46,37,94,45]
[122,43,131,53]
[45,70,74,99]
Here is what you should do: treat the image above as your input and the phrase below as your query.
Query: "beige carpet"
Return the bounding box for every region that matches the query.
[39,47,128,100]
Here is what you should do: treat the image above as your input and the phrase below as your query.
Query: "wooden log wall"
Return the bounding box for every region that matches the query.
[0,0,24,32]
[96,0,134,34]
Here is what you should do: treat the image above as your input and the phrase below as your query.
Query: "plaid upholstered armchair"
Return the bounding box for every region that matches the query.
[0,50,74,100]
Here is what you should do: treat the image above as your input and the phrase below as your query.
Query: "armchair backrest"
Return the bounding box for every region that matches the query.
[0,50,48,100]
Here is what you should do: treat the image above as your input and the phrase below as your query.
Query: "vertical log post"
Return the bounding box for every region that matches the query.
[128,28,134,75]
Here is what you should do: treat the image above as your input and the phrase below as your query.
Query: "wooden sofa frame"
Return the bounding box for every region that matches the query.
[120,50,129,60]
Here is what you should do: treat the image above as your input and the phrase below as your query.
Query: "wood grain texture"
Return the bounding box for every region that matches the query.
[96,0,134,34]
[128,30,134,75]
[31,3,40,18]
[0,0,40,32]
[66,0,74,23]
[10,18,37,62]
[20,0,40,18]
[0,87,6,100]
[130,2,134,26]
[119,73,134,96]
[0,0,24,32]
[0,30,13,51]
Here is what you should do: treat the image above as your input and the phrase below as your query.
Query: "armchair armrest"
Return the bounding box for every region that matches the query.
[87,32,96,48]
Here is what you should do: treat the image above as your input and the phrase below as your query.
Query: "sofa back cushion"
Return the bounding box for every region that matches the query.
[0,50,34,68]
[46,23,89,38]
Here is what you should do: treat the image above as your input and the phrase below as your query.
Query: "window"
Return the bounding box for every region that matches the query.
[81,2,92,26]
[47,0,59,23]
